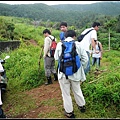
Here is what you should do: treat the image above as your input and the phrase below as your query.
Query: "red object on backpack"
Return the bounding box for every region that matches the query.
[49,36,57,57]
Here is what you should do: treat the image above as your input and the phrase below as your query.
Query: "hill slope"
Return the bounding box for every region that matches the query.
[0,1,120,22]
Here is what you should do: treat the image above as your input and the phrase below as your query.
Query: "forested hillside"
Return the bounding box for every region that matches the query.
[52,1,120,16]
[0,1,120,28]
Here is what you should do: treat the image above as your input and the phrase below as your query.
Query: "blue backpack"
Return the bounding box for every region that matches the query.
[58,41,81,76]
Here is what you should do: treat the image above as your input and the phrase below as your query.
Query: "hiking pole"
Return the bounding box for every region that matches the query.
[38,45,44,78]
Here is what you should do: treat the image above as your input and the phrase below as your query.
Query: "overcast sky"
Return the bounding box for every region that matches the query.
[0,1,103,5]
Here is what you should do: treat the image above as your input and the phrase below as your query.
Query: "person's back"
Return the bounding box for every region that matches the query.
[92,40,103,69]
[54,30,88,118]
[80,28,96,52]
[79,22,101,74]
[92,40,102,58]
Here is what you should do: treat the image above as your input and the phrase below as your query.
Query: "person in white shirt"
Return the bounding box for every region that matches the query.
[92,40,103,70]
[79,22,101,74]
[54,30,88,118]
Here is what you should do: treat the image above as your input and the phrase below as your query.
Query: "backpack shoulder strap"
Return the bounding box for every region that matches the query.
[97,41,101,51]
[98,41,101,45]
[49,36,55,41]
[84,29,94,36]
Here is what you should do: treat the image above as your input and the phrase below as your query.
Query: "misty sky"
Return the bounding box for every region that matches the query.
[0,1,103,5]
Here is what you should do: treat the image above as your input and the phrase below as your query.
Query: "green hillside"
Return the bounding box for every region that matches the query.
[0,1,120,27]
[52,1,120,16]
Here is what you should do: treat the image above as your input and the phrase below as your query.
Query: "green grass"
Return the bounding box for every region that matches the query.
[1,48,120,118]
[0,15,120,118]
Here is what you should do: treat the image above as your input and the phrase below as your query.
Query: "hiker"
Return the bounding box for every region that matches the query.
[0,89,6,118]
[59,21,68,41]
[56,22,68,72]
[0,63,6,118]
[91,40,103,70]
[54,30,88,118]
[42,29,58,85]
[79,22,101,74]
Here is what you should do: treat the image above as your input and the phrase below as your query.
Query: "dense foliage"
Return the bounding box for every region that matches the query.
[0,15,120,50]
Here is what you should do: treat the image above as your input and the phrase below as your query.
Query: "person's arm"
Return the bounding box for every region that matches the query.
[0,62,4,82]
[91,30,97,52]
[54,42,62,61]
[78,43,89,70]
[99,42,103,59]
[43,37,50,58]
[91,38,96,50]
[0,74,1,82]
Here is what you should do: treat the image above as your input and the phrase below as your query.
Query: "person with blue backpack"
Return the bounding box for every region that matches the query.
[54,30,88,118]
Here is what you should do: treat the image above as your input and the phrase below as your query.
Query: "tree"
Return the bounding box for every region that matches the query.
[104,18,117,50]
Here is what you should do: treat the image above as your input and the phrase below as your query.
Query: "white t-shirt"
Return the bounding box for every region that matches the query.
[92,41,101,58]
[79,27,97,52]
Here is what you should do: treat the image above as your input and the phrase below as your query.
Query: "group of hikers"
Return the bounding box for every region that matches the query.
[0,21,103,118]
[42,21,103,118]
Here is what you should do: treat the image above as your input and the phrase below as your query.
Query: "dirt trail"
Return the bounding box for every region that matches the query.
[14,81,62,118]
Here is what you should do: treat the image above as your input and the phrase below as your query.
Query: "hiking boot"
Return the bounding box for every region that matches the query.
[64,110,75,118]
[96,68,99,71]
[0,108,6,118]
[53,73,58,81]
[78,105,86,113]
[45,76,53,85]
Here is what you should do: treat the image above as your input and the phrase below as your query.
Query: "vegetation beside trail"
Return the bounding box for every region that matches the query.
[2,47,120,118]
[0,15,119,118]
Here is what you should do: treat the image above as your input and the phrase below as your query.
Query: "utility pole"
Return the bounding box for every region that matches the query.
[108,28,110,51]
